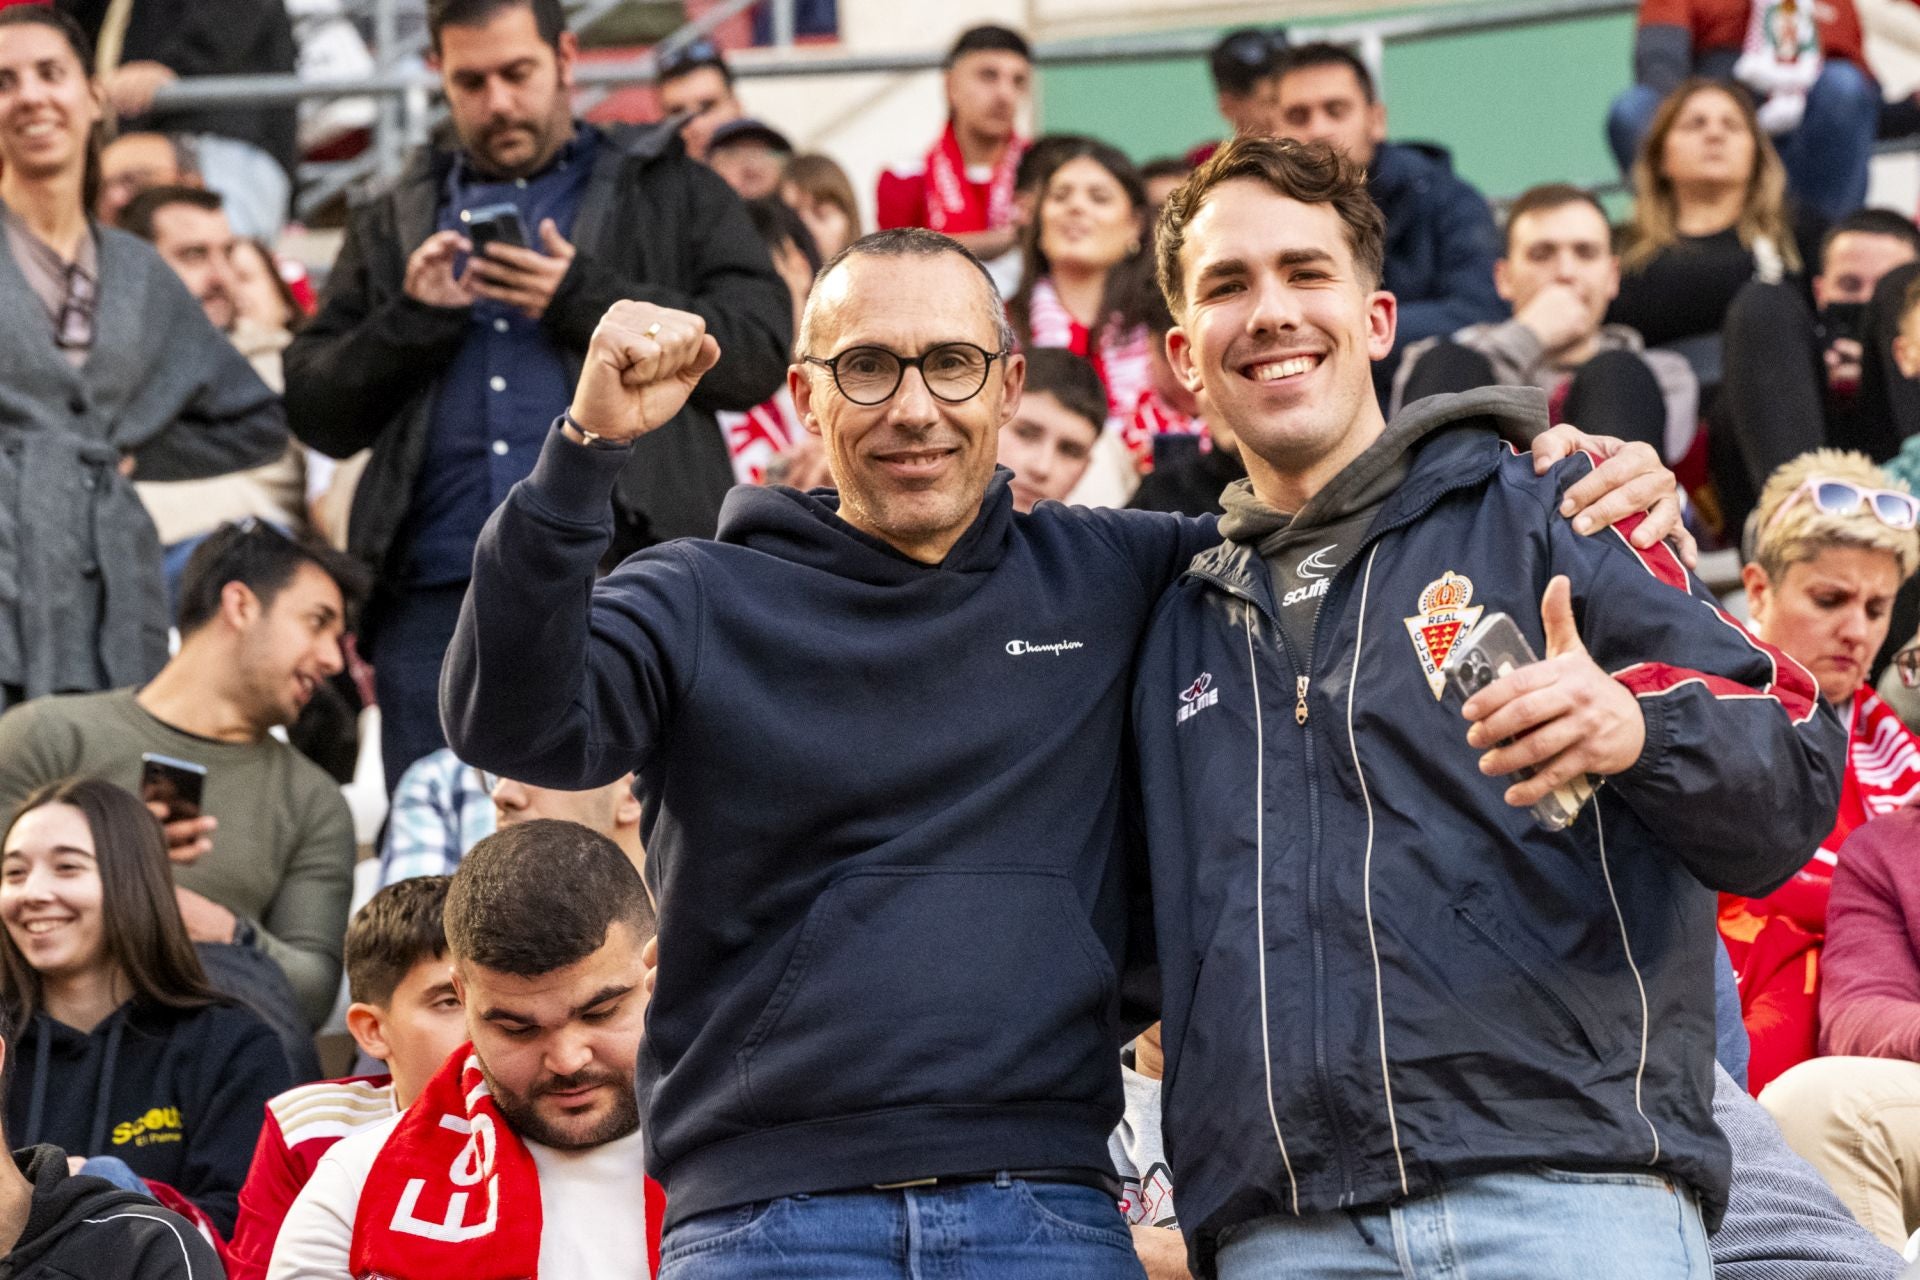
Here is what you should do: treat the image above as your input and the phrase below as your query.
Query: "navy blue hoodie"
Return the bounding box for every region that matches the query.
[443,427,1217,1226]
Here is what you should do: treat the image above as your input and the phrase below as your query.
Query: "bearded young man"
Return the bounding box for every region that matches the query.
[267,819,660,1279]
[282,0,790,793]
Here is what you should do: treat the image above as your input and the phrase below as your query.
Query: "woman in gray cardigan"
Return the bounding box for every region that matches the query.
[0,7,286,709]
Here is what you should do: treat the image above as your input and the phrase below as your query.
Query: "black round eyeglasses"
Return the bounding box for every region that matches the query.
[802,342,1011,406]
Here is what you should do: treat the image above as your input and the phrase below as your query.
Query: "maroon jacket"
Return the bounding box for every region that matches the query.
[1821,805,1920,1059]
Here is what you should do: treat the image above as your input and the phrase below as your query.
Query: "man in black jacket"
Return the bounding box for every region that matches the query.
[284,0,790,791]
[0,1007,223,1279]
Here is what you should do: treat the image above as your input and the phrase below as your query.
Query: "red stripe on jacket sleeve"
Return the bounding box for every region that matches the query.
[1595,509,1821,725]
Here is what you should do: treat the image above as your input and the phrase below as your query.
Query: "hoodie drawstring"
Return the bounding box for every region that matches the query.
[1346,1207,1379,1248]
[85,1014,124,1157]
[22,1016,49,1147]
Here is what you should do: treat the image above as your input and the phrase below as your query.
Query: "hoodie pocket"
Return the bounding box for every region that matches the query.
[735,866,1119,1127]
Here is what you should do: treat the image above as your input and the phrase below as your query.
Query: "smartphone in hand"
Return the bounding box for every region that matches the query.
[1442,612,1595,831]
[140,753,207,825]
[462,202,529,257]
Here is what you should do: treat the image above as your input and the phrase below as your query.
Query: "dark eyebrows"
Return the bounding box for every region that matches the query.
[478,982,634,1029]
[1194,257,1249,289]
[573,983,634,1018]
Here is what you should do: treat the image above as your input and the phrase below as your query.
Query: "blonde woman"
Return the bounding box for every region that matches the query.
[1608,78,1816,352]
[1723,447,1920,1091]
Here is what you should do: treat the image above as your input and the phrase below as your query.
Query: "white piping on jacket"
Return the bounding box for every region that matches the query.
[1244,606,1301,1214]
[1592,805,1662,1164]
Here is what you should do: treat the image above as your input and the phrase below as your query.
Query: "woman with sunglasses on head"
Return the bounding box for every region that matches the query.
[0,776,290,1242]
[0,6,285,714]
[1722,448,1920,1093]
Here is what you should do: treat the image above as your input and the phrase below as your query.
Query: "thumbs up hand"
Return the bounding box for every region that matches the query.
[1459,575,1647,810]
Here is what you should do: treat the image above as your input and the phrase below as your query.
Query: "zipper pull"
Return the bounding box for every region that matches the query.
[1295,675,1310,726]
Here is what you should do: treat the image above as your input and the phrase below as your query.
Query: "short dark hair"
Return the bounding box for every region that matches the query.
[1822,208,1920,269]
[1021,350,1107,437]
[946,23,1031,67]
[1157,136,1385,313]
[1502,182,1610,254]
[1278,41,1376,103]
[746,194,822,274]
[175,521,371,637]
[800,228,1014,355]
[1210,28,1287,98]
[427,0,565,53]
[445,820,652,977]
[118,184,223,240]
[657,35,731,88]
[346,876,451,1006]
[1140,155,1195,186]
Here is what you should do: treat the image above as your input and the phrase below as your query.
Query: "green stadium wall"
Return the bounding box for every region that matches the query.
[1038,7,1636,204]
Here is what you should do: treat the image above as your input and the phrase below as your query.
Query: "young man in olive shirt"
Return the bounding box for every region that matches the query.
[0,522,365,1030]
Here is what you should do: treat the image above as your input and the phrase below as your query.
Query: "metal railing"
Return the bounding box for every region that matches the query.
[146,0,1638,216]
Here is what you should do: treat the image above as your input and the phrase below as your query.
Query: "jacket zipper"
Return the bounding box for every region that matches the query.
[1188,574,1358,1201]
[1186,450,1505,1206]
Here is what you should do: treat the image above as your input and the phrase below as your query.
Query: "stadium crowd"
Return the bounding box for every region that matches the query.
[0,0,1919,1275]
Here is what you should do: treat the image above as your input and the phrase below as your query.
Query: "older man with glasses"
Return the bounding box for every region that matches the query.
[441,226,1687,1277]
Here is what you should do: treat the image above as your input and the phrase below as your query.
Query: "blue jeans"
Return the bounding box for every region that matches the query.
[77,1156,151,1196]
[1607,62,1879,223]
[1216,1167,1712,1280]
[658,1177,1146,1279]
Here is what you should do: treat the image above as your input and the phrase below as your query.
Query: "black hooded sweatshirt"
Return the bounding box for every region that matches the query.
[6,1000,290,1237]
[0,1144,223,1278]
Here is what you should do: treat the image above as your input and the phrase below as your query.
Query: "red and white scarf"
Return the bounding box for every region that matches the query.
[1025,277,1195,468]
[1743,687,1920,931]
[350,1045,541,1280]
[922,122,1025,235]
[721,387,805,486]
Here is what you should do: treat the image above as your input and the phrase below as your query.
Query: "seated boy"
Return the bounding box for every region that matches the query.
[224,877,465,1280]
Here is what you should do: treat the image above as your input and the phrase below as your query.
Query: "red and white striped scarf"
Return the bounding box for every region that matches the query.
[923,122,1025,235]
[720,388,805,486]
[1744,686,1920,931]
[1025,277,1194,468]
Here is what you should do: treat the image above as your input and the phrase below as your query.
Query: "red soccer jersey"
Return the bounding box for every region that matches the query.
[225,1075,398,1280]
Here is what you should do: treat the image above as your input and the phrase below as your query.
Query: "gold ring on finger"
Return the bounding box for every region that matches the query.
[645,322,663,339]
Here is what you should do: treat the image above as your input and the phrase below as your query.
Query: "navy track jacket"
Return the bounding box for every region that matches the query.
[443,424,1217,1228]
[1132,395,1845,1272]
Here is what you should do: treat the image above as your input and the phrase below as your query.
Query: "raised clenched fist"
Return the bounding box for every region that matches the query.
[566,302,722,445]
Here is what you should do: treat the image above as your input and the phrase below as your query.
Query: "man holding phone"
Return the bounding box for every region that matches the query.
[1128,137,1847,1277]
[284,0,790,793]
[1717,209,1920,530]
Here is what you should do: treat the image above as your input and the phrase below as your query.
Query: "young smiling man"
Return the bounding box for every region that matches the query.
[1131,135,1846,1278]
[0,520,365,1030]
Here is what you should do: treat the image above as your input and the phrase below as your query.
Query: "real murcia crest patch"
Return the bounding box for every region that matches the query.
[1404,571,1483,699]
